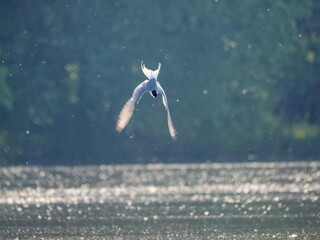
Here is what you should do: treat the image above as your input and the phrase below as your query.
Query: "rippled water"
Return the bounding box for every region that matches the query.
[1,162,319,239]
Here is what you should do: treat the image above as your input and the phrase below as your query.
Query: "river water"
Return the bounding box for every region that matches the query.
[0,161,319,239]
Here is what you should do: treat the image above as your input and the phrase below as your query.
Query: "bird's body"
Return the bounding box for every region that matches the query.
[116,61,177,140]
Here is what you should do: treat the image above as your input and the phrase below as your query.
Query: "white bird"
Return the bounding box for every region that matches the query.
[116,61,177,140]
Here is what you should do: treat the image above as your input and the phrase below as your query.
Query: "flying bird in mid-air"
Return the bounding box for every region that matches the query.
[116,61,177,140]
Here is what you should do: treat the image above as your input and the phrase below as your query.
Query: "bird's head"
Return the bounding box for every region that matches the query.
[152,90,158,100]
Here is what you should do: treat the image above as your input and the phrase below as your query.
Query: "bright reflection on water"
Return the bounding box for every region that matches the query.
[0,162,319,239]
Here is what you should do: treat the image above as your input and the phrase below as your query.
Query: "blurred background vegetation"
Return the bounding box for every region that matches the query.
[0,0,319,165]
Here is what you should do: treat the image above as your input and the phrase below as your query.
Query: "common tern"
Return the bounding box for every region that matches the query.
[116,61,177,140]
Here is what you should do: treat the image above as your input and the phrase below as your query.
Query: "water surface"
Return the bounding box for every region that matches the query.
[1,162,319,239]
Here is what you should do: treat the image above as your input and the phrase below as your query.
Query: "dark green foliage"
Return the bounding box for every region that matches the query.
[0,0,319,165]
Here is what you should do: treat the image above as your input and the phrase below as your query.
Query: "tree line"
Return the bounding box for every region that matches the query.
[0,0,319,165]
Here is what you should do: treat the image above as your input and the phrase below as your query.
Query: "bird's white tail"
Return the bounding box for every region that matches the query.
[141,61,161,79]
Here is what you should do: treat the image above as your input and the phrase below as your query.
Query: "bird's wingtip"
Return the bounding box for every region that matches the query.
[170,129,178,140]
[115,123,123,133]
[172,132,178,141]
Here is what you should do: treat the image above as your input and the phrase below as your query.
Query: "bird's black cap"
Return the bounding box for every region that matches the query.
[152,90,157,99]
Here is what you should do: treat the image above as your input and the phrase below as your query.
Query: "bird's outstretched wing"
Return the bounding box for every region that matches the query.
[157,82,177,140]
[116,80,148,132]
[141,60,161,80]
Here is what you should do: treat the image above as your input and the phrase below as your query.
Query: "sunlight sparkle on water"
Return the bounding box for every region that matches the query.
[0,162,319,239]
